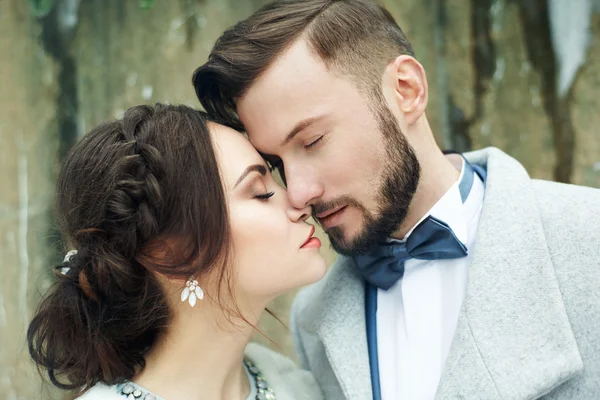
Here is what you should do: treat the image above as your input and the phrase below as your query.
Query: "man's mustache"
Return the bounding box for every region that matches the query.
[311,195,364,219]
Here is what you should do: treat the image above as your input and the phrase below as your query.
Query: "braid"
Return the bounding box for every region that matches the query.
[69,106,172,309]
[105,106,165,256]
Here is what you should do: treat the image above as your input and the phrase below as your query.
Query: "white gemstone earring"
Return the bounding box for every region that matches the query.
[181,277,204,307]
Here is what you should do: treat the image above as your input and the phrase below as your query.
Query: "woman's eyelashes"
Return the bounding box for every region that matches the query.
[254,191,275,201]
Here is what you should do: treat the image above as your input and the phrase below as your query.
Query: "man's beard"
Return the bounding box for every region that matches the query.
[314,102,420,256]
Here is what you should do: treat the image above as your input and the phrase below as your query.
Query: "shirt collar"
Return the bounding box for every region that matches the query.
[391,158,469,246]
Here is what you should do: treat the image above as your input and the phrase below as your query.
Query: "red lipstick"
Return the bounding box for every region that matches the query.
[301,226,322,249]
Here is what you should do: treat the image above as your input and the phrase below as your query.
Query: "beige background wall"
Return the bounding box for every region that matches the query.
[1,0,599,398]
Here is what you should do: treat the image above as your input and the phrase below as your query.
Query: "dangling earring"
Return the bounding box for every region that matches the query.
[181,277,204,307]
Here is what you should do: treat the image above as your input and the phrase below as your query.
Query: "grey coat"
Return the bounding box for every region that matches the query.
[291,147,600,399]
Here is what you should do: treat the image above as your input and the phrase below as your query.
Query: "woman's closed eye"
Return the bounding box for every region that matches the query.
[254,191,274,201]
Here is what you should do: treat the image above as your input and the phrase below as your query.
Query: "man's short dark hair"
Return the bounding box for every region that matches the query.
[192,0,415,130]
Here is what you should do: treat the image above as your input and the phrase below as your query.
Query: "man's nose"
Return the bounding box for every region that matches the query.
[284,168,324,209]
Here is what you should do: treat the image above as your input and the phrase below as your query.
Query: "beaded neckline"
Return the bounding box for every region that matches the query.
[244,358,275,400]
[117,359,275,400]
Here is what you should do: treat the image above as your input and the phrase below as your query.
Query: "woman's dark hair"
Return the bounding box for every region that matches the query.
[27,104,232,394]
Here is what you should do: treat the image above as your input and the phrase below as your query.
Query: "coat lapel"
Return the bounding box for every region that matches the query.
[304,257,373,399]
[436,148,583,399]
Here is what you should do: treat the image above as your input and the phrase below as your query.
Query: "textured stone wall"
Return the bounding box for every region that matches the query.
[1,0,61,398]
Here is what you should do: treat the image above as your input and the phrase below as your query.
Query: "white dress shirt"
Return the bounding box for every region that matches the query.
[377,159,485,400]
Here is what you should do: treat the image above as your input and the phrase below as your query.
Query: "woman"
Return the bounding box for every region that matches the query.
[27,104,327,400]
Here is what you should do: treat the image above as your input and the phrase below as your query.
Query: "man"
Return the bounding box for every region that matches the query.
[192,1,600,399]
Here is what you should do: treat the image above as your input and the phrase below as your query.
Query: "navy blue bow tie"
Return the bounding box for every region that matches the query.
[352,216,468,290]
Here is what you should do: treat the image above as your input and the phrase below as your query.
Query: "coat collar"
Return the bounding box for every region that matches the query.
[298,257,373,399]
[435,148,583,399]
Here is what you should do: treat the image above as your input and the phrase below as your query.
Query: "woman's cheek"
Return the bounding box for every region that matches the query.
[230,203,281,249]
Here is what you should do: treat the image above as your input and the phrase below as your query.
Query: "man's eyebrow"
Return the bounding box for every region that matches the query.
[234,164,267,188]
[281,115,326,146]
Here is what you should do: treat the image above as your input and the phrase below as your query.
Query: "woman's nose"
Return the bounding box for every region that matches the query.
[287,203,311,223]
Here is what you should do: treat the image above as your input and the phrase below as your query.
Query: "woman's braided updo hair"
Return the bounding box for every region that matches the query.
[27,104,231,394]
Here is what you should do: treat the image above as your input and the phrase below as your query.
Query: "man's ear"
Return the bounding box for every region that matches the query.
[388,55,428,126]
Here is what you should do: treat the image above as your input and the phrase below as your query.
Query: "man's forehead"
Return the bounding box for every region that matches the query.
[238,47,337,150]
[238,41,331,112]
[256,39,328,87]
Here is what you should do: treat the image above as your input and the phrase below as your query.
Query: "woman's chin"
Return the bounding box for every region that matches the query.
[295,257,328,288]
[312,257,328,281]
[271,259,328,298]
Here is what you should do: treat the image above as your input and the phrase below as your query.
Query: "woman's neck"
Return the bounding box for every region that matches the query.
[133,300,264,400]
